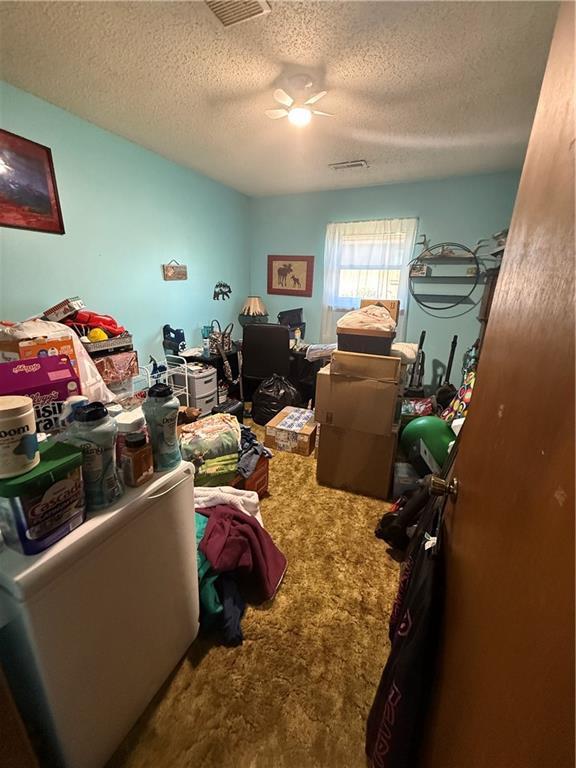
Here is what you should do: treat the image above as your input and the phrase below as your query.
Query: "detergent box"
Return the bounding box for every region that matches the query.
[0,356,81,434]
[0,441,85,555]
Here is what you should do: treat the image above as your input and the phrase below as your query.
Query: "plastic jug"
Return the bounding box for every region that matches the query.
[69,402,123,511]
[142,383,181,471]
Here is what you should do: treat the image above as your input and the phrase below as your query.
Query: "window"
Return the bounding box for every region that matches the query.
[320,218,418,342]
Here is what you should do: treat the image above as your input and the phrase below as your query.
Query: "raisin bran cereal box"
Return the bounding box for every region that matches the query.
[0,356,81,433]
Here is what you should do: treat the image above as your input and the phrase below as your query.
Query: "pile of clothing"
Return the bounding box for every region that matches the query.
[238,424,272,478]
[194,486,287,646]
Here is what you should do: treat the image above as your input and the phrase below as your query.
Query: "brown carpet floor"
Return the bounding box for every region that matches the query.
[108,433,398,768]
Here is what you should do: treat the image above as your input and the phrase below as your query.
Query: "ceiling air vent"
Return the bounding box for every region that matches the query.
[329,160,370,171]
[206,0,271,27]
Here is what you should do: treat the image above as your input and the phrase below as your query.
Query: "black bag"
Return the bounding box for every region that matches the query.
[365,496,445,768]
[251,374,301,426]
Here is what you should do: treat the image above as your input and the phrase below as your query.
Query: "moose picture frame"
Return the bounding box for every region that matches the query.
[267,255,314,297]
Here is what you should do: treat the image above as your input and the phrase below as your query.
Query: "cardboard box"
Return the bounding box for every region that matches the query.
[331,350,401,381]
[264,406,317,456]
[0,356,81,433]
[359,299,400,322]
[94,351,139,384]
[0,334,77,368]
[315,352,400,436]
[316,424,398,499]
[43,297,85,322]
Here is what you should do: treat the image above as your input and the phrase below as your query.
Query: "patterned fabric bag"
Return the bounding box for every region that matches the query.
[209,320,233,354]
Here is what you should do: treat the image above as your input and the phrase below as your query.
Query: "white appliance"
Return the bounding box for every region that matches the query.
[0,462,199,768]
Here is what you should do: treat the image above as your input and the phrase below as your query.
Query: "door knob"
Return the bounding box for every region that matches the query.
[427,475,459,499]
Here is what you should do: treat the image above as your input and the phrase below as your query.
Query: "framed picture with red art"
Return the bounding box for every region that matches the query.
[0,129,65,234]
[267,255,314,297]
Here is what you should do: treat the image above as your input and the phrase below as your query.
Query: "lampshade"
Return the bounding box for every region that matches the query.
[240,296,268,316]
[239,296,268,327]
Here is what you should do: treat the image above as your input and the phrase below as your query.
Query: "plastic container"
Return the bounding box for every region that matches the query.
[0,441,85,554]
[142,383,181,471]
[122,432,153,487]
[336,328,396,356]
[60,395,90,429]
[201,326,211,359]
[0,395,40,479]
[115,407,148,467]
[68,402,123,511]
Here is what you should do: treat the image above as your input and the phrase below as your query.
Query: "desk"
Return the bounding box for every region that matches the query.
[289,348,326,405]
[181,345,240,384]
[181,343,326,404]
[180,345,241,400]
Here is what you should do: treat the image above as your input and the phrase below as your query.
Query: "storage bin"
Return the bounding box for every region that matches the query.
[336,327,396,356]
[243,456,269,498]
[195,390,218,415]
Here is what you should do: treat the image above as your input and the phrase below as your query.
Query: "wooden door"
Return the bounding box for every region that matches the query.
[421,4,575,767]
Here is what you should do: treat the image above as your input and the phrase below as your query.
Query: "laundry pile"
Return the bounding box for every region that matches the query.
[238,424,272,478]
[194,486,286,646]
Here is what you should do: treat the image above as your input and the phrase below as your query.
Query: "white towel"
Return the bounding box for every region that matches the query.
[193,485,264,527]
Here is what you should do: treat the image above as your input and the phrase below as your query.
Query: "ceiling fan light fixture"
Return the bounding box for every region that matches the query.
[288,107,312,127]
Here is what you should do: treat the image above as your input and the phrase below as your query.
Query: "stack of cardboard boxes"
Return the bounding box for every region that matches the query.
[315,351,401,500]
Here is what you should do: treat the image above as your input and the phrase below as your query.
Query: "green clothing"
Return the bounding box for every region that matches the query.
[195,512,222,621]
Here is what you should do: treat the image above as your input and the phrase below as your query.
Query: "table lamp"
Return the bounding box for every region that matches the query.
[238,296,269,327]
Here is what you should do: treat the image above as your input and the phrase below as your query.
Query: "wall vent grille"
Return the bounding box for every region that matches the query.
[328,160,370,171]
[206,1,271,27]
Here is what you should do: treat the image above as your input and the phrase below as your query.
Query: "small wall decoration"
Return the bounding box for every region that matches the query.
[267,255,314,297]
[0,129,65,234]
[162,260,188,281]
[213,281,232,300]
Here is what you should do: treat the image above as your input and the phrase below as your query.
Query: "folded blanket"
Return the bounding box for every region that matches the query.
[337,304,396,332]
[180,413,241,462]
[194,485,263,527]
[198,504,287,602]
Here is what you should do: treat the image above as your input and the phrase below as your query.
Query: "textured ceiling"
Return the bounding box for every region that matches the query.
[0,1,557,196]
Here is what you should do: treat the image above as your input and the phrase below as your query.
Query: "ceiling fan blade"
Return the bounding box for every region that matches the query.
[304,90,327,106]
[312,110,334,117]
[265,108,289,119]
[273,88,294,107]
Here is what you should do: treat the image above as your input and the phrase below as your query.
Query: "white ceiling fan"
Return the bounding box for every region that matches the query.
[265,83,333,126]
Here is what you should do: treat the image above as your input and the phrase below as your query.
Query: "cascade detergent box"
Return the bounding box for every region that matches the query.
[0,356,81,433]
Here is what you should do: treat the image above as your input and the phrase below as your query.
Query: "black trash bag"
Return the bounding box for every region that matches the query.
[251,374,301,425]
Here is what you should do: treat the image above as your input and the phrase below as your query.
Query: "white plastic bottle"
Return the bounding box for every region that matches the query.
[69,402,123,511]
[142,383,181,471]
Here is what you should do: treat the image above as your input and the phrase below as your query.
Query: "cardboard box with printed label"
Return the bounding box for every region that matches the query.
[264,406,317,456]
[316,424,398,499]
[0,334,77,369]
[0,356,81,433]
[315,351,400,436]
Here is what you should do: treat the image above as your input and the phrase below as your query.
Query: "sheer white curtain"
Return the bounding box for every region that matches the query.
[320,218,418,342]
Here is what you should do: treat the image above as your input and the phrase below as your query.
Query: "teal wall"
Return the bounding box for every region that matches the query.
[0,81,521,388]
[0,82,249,357]
[248,171,520,385]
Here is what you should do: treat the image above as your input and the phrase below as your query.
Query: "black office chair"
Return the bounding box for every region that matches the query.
[241,323,291,401]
